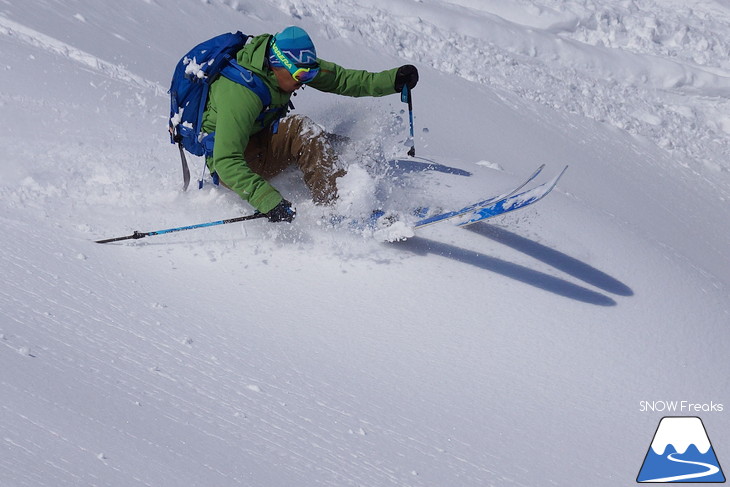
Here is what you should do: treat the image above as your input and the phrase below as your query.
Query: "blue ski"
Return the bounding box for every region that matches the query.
[456,165,568,227]
[413,164,545,229]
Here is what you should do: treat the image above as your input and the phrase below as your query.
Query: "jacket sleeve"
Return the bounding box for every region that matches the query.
[206,77,283,214]
[308,59,397,97]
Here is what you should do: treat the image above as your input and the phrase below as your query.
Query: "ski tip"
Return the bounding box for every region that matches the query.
[557,164,569,179]
[543,165,569,189]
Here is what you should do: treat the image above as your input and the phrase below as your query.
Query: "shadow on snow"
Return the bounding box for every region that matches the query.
[398,223,633,307]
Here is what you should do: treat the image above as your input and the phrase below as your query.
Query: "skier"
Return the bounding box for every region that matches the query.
[201,26,419,222]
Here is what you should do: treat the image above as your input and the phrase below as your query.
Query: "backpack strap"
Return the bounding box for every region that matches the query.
[221,60,292,131]
[220,61,272,108]
[199,60,292,160]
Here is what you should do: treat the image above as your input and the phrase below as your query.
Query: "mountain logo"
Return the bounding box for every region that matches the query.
[637,416,725,483]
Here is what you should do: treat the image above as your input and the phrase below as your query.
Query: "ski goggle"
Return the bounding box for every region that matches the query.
[271,41,320,84]
[290,65,320,84]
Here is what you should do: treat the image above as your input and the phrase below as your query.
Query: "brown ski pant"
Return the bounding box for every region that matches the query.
[243,115,346,205]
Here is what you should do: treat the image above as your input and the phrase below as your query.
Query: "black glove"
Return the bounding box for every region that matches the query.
[394,65,419,92]
[266,199,296,223]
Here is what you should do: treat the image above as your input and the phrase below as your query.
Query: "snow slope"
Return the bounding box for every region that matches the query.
[1,0,729,486]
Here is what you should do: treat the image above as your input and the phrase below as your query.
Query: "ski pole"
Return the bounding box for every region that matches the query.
[95,212,268,244]
[401,85,416,157]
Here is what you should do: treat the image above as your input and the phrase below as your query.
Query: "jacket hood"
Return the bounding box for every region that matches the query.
[237,34,274,79]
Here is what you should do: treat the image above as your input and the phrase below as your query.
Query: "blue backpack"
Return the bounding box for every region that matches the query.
[168,32,281,189]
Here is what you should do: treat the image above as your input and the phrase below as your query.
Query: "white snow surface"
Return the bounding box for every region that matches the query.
[1,0,729,486]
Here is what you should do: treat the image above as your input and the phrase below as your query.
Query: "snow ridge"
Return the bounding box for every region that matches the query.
[0,15,165,95]
[260,0,730,188]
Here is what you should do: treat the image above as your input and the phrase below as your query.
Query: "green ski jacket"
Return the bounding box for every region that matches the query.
[202,34,398,213]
